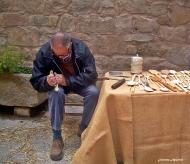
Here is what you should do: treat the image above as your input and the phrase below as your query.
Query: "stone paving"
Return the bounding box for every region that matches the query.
[0,107,82,164]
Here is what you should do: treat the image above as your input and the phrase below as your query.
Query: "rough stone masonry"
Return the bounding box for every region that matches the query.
[0,0,190,76]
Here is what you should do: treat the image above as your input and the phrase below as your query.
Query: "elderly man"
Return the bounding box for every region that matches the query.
[30,32,99,161]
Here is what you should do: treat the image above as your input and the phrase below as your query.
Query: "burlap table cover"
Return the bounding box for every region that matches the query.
[72,72,190,164]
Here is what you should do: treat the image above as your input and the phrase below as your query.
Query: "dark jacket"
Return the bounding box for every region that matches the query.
[30,38,98,93]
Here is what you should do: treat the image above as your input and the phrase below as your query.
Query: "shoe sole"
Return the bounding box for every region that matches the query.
[50,151,63,161]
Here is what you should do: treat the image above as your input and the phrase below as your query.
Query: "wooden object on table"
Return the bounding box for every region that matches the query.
[149,75,179,92]
[111,79,126,89]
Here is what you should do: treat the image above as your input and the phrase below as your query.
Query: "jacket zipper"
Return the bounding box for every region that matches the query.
[75,58,81,74]
[52,60,64,75]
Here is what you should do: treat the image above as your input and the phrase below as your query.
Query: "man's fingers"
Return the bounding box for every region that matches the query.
[49,77,57,83]
[56,74,65,78]
[50,70,54,74]
[56,75,65,81]
[47,73,57,86]
[49,71,55,78]
[47,72,66,86]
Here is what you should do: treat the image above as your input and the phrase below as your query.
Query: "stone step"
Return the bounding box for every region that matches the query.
[14,106,32,117]
[65,106,83,115]
[13,105,83,117]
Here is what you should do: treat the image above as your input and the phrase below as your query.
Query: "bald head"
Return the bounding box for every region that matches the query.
[50,32,71,48]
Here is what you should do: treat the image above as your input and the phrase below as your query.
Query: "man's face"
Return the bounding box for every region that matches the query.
[52,43,70,59]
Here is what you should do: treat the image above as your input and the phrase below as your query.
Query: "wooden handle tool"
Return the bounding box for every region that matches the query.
[111,79,126,89]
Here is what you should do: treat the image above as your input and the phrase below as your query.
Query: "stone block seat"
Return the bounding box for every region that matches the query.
[0,73,103,116]
[0,74,48,116]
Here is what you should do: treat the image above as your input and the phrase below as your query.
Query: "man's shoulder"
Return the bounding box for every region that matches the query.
[40,42,51,53]
[36,42,53,60]
[71,38,87,47]
[71,38,89,56]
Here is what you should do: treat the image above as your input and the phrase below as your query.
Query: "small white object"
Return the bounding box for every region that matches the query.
[140,81,154,92]
[127,74,138,86]
[169,70,176,75]
[54,84,59,92]
[127,81,138,86]
[144,86,154,92]
[172,80,188,92]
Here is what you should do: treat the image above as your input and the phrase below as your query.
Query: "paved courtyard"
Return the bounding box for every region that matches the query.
[0,106,82,164]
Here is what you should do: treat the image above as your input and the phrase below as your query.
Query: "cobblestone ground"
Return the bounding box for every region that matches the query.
[0,107,81,164]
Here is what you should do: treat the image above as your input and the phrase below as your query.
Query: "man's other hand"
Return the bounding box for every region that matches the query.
[55,74,67,86]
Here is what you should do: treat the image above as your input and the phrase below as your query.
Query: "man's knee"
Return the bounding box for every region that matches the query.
[87,85,100,98]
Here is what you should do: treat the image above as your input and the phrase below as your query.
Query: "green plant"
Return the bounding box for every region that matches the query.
[0,47,24,74]
[14,66,32,74]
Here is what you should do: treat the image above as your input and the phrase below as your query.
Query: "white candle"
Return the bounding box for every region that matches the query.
[131,54,143,74]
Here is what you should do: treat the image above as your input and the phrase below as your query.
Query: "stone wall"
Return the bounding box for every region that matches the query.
[0,0,190,76]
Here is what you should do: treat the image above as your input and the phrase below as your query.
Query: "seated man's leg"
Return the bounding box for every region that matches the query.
[74,85,100,134]
[48,87,65,161]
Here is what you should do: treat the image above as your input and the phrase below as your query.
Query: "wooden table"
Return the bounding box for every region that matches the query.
[72,72,190,164]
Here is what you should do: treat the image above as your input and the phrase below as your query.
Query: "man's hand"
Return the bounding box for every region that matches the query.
[55,74,67,86]
[47,70,57,86]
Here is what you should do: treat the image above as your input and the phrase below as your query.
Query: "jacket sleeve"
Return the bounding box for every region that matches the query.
[68,46,98,91]
[30,49,54,92]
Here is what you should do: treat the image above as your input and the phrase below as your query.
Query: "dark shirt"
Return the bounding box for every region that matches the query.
[61,60,75,77]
